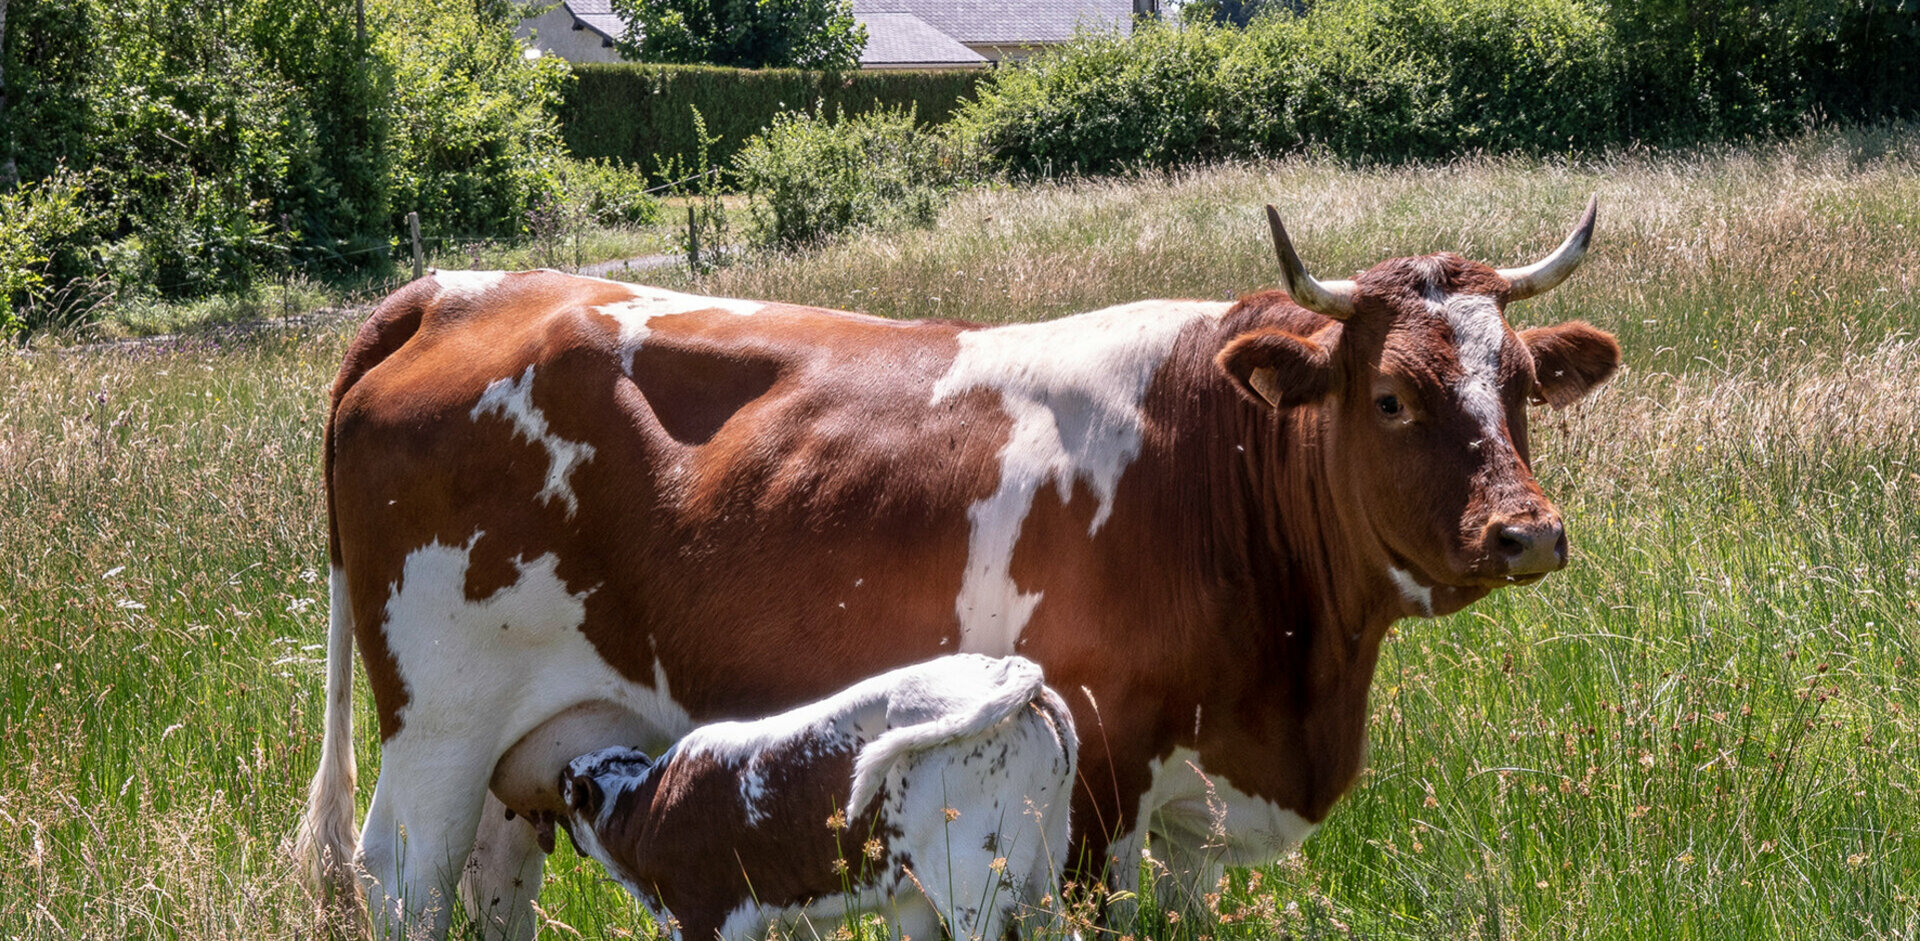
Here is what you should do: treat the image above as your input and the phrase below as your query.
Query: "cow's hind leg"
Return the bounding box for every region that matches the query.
[460,792,547,941]
[357,737,496,941]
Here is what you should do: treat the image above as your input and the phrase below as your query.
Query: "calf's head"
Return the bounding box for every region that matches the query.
[558,746,658,871]
[1218,200,1620,616]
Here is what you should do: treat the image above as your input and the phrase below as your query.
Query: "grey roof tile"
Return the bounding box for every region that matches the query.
[555,0,1133,61]
[576,12,626,41]
[857,12,989,66]
[851,0,1133,45]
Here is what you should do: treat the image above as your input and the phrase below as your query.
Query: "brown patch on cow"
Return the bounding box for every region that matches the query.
[628,341,783,446]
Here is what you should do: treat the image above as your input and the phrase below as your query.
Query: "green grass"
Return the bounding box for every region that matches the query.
[4,127,1918,939]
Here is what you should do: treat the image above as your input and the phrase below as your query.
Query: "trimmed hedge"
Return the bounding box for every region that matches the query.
[560,63,985,177]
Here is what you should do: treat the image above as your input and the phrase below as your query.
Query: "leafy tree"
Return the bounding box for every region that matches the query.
[1180,0,1303,28]
[611,0,866,70]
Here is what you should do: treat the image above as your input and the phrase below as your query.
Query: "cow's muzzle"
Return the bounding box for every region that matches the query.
[1485,513,1567,578]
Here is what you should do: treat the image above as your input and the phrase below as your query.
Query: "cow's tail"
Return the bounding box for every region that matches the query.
[847,657,1052,814]
[291,562,364,918]
[291,284,437,925]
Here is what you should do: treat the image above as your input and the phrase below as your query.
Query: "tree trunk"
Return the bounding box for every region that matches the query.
[0,0,15,187]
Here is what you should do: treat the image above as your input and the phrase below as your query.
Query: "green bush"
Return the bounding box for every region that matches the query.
[733,105,973,249]
[379,0,574,241]
[559,158,664,227]
[951,0,1920,171]
[0,0,571,308]
[952,0,1616,171]
[1,167,96,335]
[1254,0,1617,158]
[947,24,1245,175]
[561,63,984,180]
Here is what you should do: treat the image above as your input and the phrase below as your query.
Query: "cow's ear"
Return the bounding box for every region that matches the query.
[1216,329,1332,410]
[1520,321,1620,408]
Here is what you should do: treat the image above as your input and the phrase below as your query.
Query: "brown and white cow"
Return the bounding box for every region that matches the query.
[294,201,1619,939]
[556,653,1076,941]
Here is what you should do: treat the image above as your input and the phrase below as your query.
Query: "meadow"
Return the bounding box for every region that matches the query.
[3,128,1918,939]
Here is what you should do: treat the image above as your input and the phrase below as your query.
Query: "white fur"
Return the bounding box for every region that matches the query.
[353,534,695,940]
[1108,746,1318,907]
[432,270,507,301]
[1388,565,1434,617]
[592,283,766,375]
[930,300,1231,654]
[1416,271,1510,445]
[847,656,1046,813]
[470,366,598,517]
[293,567,362,915]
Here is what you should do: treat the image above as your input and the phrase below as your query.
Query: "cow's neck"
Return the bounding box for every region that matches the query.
[1185,385,1404,822]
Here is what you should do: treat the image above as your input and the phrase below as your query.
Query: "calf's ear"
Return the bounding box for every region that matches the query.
[566,773,604,819]
[1216,329,1333,410]
[1520,321,1620,408]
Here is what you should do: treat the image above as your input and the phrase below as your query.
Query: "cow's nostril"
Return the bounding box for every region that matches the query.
[1496,526,1528,558]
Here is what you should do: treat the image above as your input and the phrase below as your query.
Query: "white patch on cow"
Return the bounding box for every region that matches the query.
[1107,746,1317,902]
[931,300,1231,654]
[470,365,598,518]
[593,283,766,375]
[1418,274,1509,444]
[357,534,696,936]
[378,535,693,748]
[432,269,507,301]
[1388,566,1434,617]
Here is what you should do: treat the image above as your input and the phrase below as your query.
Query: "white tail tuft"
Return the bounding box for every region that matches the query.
[292,568,365,923]
[847,657,1049,814]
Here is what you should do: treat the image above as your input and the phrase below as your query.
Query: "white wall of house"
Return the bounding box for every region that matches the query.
[515,7,623,65]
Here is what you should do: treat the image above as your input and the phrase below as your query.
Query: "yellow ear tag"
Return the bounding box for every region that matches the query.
[1248,366,1283,408]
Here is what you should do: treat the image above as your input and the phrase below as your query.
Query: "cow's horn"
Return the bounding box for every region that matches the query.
[1266,205,1356,320]
[1499,195,1598,301]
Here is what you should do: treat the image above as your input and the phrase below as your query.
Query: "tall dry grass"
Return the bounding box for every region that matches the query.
[4,128,1918,939]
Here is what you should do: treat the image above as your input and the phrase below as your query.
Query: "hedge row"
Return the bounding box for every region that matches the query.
[946,0,1920,174]
[560,63,986,177]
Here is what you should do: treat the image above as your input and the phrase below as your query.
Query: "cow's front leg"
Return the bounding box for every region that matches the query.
[460,792,548,941]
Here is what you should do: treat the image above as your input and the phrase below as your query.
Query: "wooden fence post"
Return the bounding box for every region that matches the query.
[408,211,424,279]
[687,206,700,271]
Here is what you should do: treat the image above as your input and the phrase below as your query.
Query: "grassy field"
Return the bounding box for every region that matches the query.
[4,127,1918,939]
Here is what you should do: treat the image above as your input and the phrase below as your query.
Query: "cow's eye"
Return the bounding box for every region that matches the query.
[1376,394,1403,417]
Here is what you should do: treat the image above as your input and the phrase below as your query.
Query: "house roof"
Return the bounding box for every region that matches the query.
[548,0,1134,65]
[561,0,626,43]
[850,0,1134,46]
[855,12,989,67]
